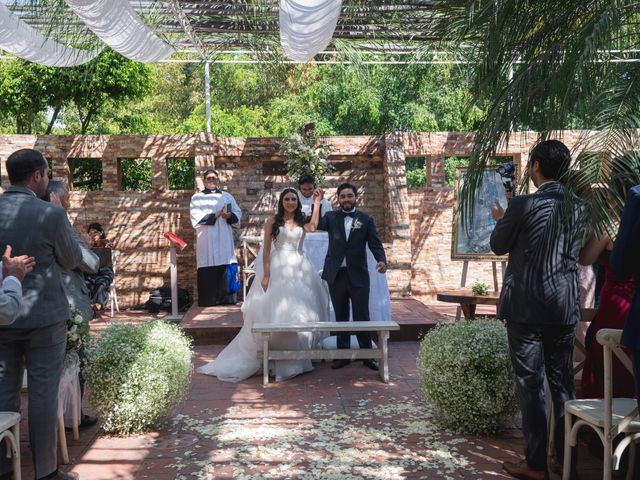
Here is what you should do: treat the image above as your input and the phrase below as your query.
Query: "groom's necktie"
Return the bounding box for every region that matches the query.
[341,211,355,218]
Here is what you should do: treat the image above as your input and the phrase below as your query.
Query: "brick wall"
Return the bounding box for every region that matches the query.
[0,131,588,306]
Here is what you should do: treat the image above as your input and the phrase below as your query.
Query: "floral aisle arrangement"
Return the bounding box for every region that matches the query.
[417,319,518,434]
[279,123,333,186]
[67,306,89,351]
[84,320,193,435]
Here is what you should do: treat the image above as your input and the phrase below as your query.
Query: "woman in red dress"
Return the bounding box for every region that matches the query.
[579,179,636,399]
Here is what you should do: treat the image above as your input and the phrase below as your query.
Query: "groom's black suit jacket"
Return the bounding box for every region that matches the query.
[317,210,386,288]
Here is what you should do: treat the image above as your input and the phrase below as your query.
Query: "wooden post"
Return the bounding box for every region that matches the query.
[455,260,470,321]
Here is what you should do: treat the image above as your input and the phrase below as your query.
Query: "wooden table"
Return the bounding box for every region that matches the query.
[436,289,500,319]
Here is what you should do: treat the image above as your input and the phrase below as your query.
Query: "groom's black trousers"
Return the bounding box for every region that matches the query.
[329,267,372,349]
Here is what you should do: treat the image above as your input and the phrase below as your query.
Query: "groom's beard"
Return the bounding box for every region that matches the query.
[339,200,356,211]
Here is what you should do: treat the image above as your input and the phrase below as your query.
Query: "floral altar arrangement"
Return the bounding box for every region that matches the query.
[417,319,518,434]
[279,123,333,186]
[84,320,193,435]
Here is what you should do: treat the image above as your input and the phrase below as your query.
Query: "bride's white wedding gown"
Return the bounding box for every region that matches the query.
[197,225,330,382]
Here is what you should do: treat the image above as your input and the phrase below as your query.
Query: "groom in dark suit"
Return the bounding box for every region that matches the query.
[611,183,640,411]
[316,182,387,370]
[490,140,587,480]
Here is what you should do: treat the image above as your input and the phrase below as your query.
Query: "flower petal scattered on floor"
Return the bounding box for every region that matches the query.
[165,397,481,479]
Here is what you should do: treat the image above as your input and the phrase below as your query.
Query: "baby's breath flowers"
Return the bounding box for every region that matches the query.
[418,319,518,434]
[84,320,193,435]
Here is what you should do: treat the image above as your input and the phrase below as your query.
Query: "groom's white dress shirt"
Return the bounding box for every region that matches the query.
[340,209,356,267]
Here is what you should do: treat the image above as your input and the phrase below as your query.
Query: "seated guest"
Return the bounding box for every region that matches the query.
[84,223,114,313]
[579,175,636,399]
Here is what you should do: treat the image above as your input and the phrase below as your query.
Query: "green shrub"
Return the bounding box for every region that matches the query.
[84,320,193,435]
[417,319,518,434]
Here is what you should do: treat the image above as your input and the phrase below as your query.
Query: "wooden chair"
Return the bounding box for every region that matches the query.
[240,236,261,299]
[0,412,21,480]
[563,328,640,480]
[108,249,120,317]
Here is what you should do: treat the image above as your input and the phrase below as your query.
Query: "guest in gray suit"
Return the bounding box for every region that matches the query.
[0,245,36,325]
[45,180,100,430]
[0,149,83,480]
[491,140,587,480]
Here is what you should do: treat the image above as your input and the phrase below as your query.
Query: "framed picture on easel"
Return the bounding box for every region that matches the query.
[451,161,517,260]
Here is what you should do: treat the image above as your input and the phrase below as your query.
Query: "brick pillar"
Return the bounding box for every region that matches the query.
[194,133,215,192]
[102,153,119,192]
[152,157,168,191]
[383,133,412,297]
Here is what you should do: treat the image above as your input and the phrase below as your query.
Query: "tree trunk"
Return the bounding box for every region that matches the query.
[80,107,97,135]
[46,103,62,135]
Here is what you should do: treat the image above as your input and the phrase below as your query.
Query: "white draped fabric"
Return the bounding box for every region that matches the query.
[0,3,97,67]
[279,0,342,62]
[64,0,174,62]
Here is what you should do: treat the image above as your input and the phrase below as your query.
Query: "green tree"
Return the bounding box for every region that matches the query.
[66,50,152,134]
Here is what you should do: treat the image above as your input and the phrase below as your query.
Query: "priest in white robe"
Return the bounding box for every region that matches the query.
[298,174,332,219]
[190,169,242,306]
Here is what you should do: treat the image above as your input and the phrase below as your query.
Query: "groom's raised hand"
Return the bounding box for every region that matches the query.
[376,261,387,273]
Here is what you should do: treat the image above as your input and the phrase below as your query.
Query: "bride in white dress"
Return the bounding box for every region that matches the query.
[197,187,330,382]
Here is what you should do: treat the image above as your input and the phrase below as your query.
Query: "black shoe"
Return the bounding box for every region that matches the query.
[65,414,98,432]
[80,414,98,429]
[362,359,379,371]
[331,359,350,369]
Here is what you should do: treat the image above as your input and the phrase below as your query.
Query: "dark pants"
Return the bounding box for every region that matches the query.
[329,268,371,349]
[507,321,577,471]
[0,322,67,478]
[633,349,640,413]
[197,265,236,307]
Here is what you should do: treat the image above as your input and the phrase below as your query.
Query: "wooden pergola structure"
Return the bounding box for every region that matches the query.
[6,0,440,56]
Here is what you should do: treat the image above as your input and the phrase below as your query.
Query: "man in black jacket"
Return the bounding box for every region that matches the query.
[317,182,387,370]
[490,140,586,480]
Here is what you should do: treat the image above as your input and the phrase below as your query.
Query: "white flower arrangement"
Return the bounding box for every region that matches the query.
[279,124,334,186]
[84,320,193,435]
[417,319,518,434]
[67,306,89,352]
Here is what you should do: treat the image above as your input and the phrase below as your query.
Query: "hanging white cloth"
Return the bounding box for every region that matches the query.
[279,0,342,62]
[189,190,242,268]
[0,3,97,66]
[64,0,174,62]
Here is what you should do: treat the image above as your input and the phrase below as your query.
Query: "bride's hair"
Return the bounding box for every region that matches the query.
[272,187,305,239]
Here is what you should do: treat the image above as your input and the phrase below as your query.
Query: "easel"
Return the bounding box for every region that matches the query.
[455,259,507,321]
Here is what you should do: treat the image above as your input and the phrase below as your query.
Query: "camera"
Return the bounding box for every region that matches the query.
[496,162,516,194]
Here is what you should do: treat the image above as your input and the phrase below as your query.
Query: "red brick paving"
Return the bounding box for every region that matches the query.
[11,302,614,479]
[14,342,609,480]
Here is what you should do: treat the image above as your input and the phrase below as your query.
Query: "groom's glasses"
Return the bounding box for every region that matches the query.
[204,176,218,182]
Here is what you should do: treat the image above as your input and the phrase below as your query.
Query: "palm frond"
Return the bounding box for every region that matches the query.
[432,0,640,232]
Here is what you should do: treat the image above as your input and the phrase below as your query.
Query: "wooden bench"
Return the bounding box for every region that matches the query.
[252,321,400,385]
